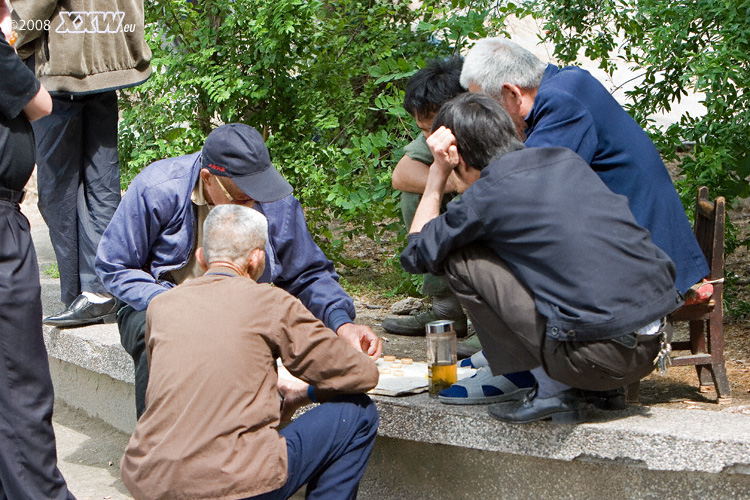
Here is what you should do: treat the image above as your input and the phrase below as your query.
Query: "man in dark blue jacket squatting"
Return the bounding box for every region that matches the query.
[96,123,382,418]
[436,38,708,406]
[401,93,682,423]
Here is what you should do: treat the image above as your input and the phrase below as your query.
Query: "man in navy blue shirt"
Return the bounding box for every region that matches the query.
[402,93,680,423]
[460,38,708,296]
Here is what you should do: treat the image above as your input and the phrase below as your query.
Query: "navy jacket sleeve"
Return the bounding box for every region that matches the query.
[524,89,598,164]
[400,190,486,277]
[257,195,356,332]
[95,164,187,311]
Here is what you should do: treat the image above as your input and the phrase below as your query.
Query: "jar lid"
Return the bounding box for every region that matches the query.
[425,319,455,334]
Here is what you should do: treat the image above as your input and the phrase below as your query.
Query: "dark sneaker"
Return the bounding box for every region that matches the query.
[581,387,627,410]
[381,310,467,337]
[457,332,482,359]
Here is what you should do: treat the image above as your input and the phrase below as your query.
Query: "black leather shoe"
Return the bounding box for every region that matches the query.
[581,387,627,411]
[43,295,118,328]
[487,386,586,424]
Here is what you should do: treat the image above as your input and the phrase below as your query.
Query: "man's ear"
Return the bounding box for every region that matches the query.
[196,247,208,271]
[247,247,266,281]
[501,83,523,111]
[200,168,211,181]
[456,156,481,186]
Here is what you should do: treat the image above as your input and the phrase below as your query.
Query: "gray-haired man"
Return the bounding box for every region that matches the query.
[121,204,379,499]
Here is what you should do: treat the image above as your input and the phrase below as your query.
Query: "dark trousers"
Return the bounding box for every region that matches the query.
[444,245,660,391]
[117,304,149,418]
[32,91,121,306]
[245,394,379,500]
[0,202,75,500]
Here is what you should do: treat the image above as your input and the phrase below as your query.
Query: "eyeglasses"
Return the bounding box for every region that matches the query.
[214,176,254,206]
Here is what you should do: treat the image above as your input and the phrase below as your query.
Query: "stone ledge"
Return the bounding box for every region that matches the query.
[373,394,750,474]
[44,323,750,476]
[44,323,134,384]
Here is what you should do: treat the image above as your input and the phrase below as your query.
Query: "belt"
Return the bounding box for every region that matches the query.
[0,187,26,204]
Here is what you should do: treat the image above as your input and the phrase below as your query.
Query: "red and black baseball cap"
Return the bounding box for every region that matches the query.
[201,123,292,203]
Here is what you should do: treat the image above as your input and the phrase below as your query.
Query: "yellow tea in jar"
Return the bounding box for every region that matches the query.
[426,320,458,397]
[428,362,457,396]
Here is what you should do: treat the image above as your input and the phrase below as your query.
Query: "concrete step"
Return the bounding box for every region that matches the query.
[43,323,750,499]
[28,192,750,498]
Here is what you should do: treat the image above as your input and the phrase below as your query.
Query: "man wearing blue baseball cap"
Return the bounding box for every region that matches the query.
[96,123,382,418]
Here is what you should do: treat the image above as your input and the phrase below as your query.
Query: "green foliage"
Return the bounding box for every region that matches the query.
[43,263,60,279]
[120,1,749,303]
[526,0,750,252]
[119,0,508,262]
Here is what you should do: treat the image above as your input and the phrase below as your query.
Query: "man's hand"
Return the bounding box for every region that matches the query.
[277,376,311,423]
[408,126,462,234]
[1,3,12,44]
[337,323,383,360]
[392,155,467,195]
[426,126,460,180]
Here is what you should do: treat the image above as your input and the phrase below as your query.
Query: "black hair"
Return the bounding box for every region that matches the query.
[404,57,465,120]
[431,93,525,170]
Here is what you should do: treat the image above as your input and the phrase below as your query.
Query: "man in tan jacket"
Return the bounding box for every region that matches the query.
[11,0,151,327]
[121,204,380,500]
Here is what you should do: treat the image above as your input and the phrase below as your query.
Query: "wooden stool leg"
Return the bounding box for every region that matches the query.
[711,364,732,398]
[697,365,714,389]
[625,381,640,403]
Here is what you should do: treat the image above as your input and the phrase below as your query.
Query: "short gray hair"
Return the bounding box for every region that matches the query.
[460,38,547,101]
[203,204,268,265]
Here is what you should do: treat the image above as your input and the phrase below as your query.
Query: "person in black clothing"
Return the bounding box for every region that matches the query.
[401,93,681,424]
[0,5,76,497]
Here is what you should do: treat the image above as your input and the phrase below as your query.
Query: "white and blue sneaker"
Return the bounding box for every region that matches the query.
[438,366,536,405]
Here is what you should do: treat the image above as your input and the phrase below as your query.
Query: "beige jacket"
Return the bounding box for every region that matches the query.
[11,0,151,93]
[121,270,379,500]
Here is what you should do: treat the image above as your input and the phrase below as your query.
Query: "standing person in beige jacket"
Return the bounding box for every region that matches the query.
[121,204,380,500]
[11,0,151,326]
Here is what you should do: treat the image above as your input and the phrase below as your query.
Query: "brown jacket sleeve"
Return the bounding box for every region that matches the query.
[274,291,378,401]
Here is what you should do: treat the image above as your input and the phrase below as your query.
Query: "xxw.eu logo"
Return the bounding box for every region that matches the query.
[55,11,136,33]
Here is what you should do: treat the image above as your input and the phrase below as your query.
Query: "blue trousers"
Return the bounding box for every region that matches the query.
[0,202,75,500]
[245,394,379,500]
[31,91,121,306]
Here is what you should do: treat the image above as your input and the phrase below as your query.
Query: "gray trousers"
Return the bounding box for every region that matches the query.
[32,91,121,306]
[0,202,75,500]
[444,245,661,391]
